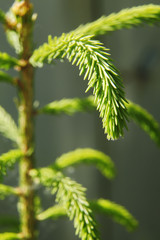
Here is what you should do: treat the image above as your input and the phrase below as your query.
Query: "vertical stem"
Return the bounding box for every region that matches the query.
[19,63,35,240]
[16,1,36,239]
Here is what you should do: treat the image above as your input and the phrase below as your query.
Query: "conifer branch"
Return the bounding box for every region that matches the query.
[90,199,138,231]
[38,96,95,115]
[0,106,20,145]
[53,148,115,179]
[75,4,160,36]
[36,198,138,232]
[30,168,100,240]
[36,204,66,221]
[127,100,160,146]
[30,34,128,140]
[0,149,23,177]
[39,95,160,147]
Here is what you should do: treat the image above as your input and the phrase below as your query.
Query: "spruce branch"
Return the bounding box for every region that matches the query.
[75,4,160,36]
[36,204,66,221]
[0,149,23,177]
[90,199,138,231]
[0,106,20,145]
[0,52,20,70]
[53,148,115,179]
[127,100,160,146]
[36,198,138,232]
[30,34,128,140]
[40,95,160,147]
[51,176,100,240]
[30,168,100,240]
[38,96,95,115]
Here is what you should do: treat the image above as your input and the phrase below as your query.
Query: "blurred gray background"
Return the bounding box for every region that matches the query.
[0,0,160,239]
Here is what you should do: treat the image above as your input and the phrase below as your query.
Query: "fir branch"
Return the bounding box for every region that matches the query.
[0,71,16,85]
[0,52,20,70]
[39,94,160,146]
[38,96,95,115]
[127,100,160,146]
[30,34,128,140]
[0,232,22,240]
[51,175,100,240]
[53,148,115,179]
[0,149,23,177]
[75,4,160,36]
[37,204,66,221]
[37,198,138,232]
[30,168,100,240]
[0,184,18,199]
[90,199,138,232]
[0,105,20,145]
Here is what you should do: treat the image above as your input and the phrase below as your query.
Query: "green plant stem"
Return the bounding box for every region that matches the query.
[17,2,36,239]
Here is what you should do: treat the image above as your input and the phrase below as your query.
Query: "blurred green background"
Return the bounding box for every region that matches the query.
[0,0,160,239]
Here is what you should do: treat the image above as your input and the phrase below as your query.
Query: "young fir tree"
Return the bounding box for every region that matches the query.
[0,1,160,240]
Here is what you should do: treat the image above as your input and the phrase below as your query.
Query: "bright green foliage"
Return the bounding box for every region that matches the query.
[0,52,20,70]
[0,232,21,240]
[30,34,128,140]
[0,106,20,145]
[0,184,17,199]
[0,2,160,240]
[30,168,99,240]
[39,96,95,115]
[55,178,99,240]
[127,101,160,146]
[53,148,115,179]
[0,8,5,24]
[36,198,138,232]
[90,199,138,231]
[37,204,66,221]
[39,95,160,147]
[0,149,23,177]
[75,4,160,36]
[0,71,15,84]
